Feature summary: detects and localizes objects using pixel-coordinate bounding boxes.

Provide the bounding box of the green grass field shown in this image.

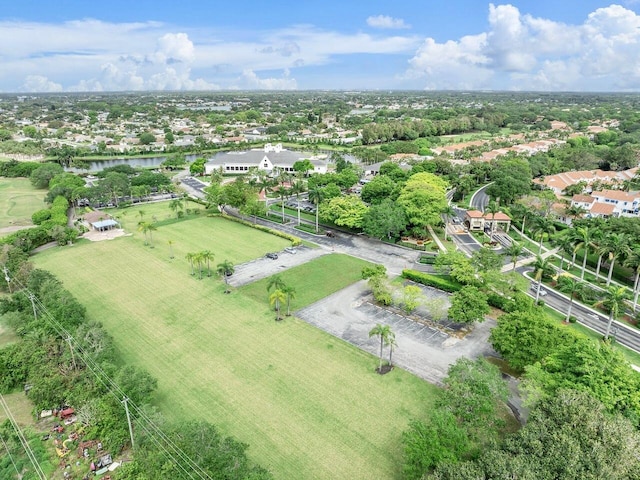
[34,216,438,480]
[0,178,47,228]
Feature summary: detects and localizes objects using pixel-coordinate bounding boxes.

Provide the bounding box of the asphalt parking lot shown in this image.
[296,281,497,385]
[227,245,330,287]
[180,176,208,192]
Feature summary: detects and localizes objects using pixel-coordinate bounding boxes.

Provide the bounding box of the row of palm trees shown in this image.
[511,208,640,312]
[185,250,235,285]
[246,168,325,232]
[266,274,296,321]
[556,226,640,310]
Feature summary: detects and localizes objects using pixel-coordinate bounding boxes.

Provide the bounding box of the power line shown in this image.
[0,394,47,480]
[6,271,213,480]
[0,435,22,479]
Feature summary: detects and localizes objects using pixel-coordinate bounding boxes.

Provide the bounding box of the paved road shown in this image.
[519,267,640,352]
[469,183,493,212]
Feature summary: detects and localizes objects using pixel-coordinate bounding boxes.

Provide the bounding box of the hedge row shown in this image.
[401,270,462,292]
[221,213,302,246]
[0,160,42,177]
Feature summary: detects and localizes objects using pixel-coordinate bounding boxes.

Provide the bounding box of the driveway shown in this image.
[227,245,330,287]
[296,281,497,385]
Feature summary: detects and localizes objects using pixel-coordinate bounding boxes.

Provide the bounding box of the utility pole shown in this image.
[122,397,135,450]
[66,336,77,370]
[2,266,11,294]
[28,293,37,320]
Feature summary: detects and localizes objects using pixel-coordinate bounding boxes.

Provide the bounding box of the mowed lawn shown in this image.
[0,178,47,228]
[35,217,438,480]
[240,253,370,312]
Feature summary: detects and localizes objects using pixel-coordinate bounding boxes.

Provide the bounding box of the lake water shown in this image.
[66,154,200,173]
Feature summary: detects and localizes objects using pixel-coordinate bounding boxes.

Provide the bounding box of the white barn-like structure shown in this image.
[204,144,327,175]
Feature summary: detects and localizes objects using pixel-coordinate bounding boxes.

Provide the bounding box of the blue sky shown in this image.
[2,1,640,92]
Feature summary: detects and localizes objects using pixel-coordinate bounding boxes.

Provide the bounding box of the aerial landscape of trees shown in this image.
[3,90,640,479]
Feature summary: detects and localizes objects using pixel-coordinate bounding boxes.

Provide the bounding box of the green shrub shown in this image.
[31,209,52,225]
[221,213,302,246]
[402,270,462,292]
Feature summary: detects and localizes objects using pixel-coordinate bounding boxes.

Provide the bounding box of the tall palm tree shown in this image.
[168,240,175,259]
[185,252,195,276]
[573,226,593,280]
[533,255,550,303]
[504,242,524,272]
[368,323,393,372]
[281,284,297,316]
[270,289,286,321]
[385,330,397,368]
[485,200,500,243]
[553,231,575,272]
[137,221,155,246]
[604,233,630,287]
[216,260,234,293]
[291,180,306,226]
[441,204,457,241]
[169,198,183,218]
[596,286,629,340]
[591,232,608,280]
[308,186,324,233]
[624,247,640,311]
[201,250,215,277]
[194,251,204,280]
[557,276,585,322]
[267,273,286,293]
[533,215,555,255]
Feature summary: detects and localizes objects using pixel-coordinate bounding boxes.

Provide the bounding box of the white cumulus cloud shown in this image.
[237,69,297,90]
[366,15,411,29]
[21,75,63,92]
[405,3,640,91]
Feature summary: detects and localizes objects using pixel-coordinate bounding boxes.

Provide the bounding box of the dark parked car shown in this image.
[265,252,279,260]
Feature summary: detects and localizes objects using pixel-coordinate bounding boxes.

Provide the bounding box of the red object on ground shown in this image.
[60,408,75,419]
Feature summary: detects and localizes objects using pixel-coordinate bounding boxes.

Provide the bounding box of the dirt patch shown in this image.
[0,225,34,235]
[83,228,130,242]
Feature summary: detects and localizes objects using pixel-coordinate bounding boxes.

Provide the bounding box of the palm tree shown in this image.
[485,200,500,243]
[604,233,630,287]
[282,284,296,316]
[291,180,306,226]
[216,260,235,293]
[385,330,397,368]
[554,230,575,272]
[308,186,324,233]
[168,240,175,259]
[573,226,593,280]
[270,289,286,321]
[368,323,393,373]
[267,274,286,294]
[185,252,195,276]
[194,251,204,280]
[533,215,555,255]
[557,276,585,322]
[137,221,147,244]
[624,247,640,311]
[533,255,550,303]
[169,198,183,218]
[504,242,524,272]
[564,204,587,224]
[137,210,146,222]
[201,250,215,277]
[441,204,457,241]
[277,184,291,223]
[596,286,629,340]
[591,231,608,280]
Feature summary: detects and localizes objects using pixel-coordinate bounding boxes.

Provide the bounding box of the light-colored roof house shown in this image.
[204,143,327,175]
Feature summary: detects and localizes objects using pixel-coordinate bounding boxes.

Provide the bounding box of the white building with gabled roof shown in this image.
[204,143,327,175]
